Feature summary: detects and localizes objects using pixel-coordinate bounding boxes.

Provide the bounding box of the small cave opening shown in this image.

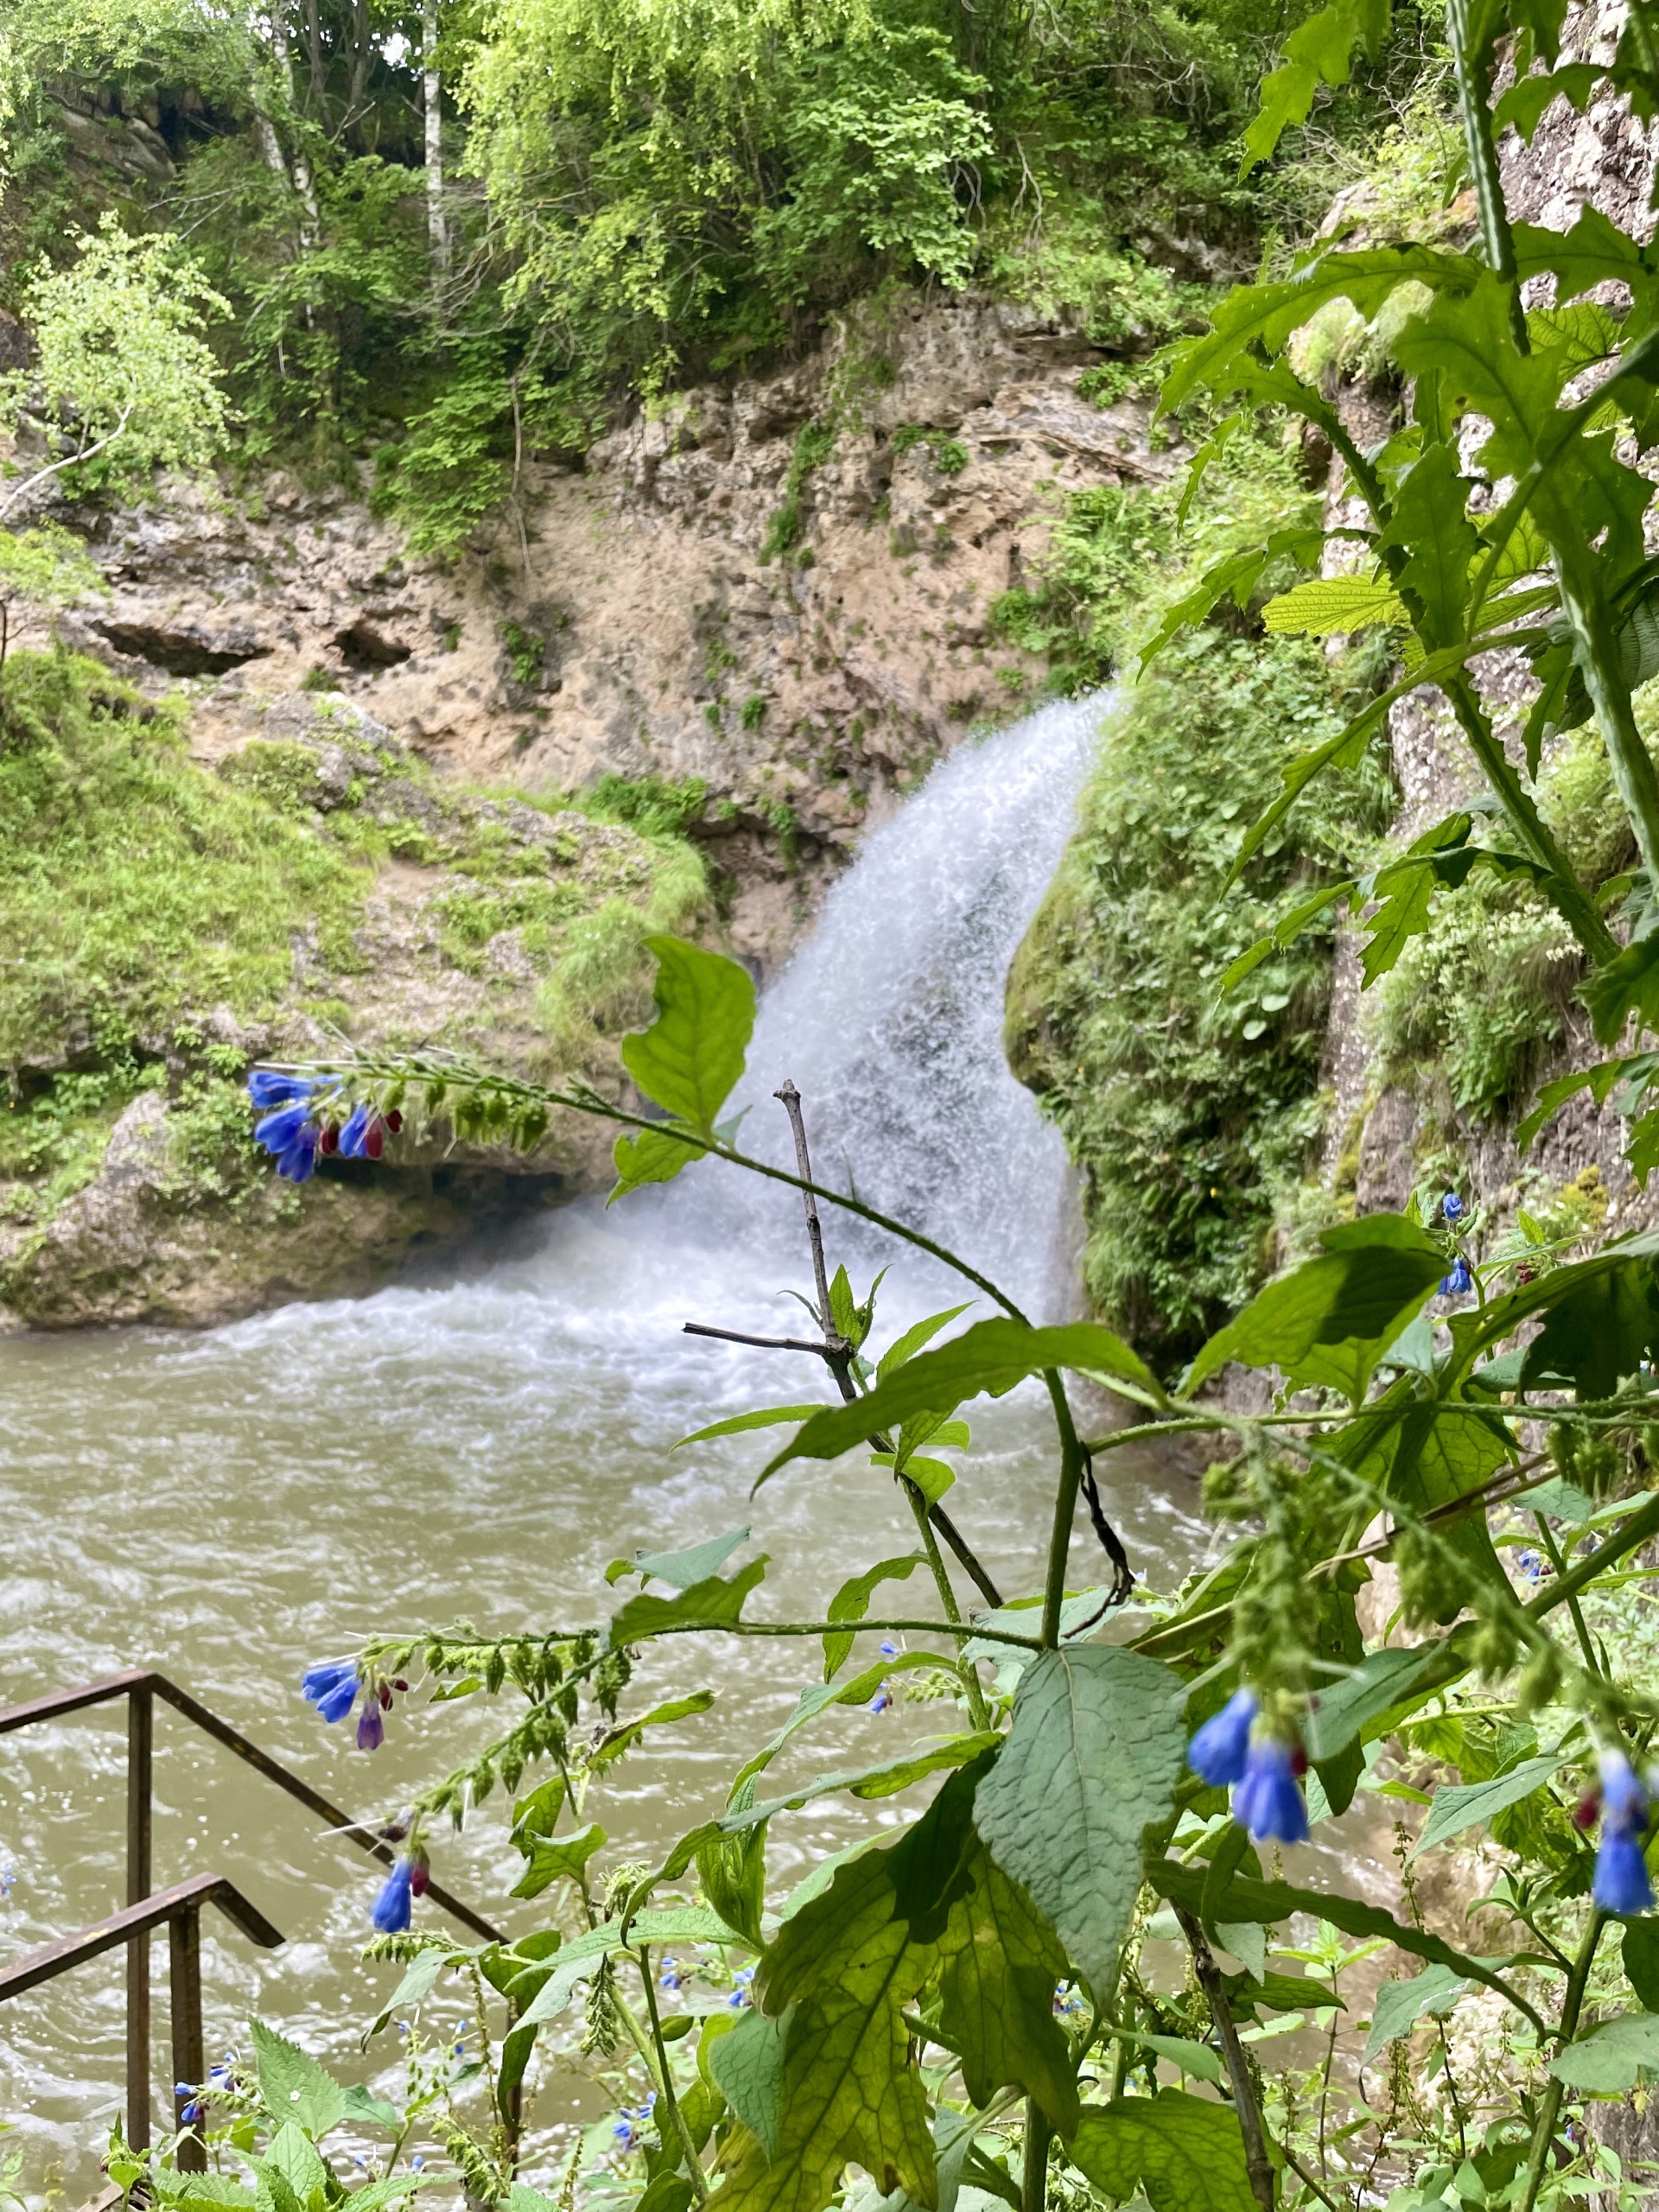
[92,621,270,677]
[334,619,413,671]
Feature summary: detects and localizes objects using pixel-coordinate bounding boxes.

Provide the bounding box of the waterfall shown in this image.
[645,691,1107,1319]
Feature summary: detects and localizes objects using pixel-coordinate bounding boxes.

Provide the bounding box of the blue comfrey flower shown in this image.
[371,1858,414,1934]
[357,1699,385,1752]
[254,1098,322,1184]
[1595,1829,1655,1915]
[879,1640,899,1659]
[1516,1548,1542,1582]
[1440,1255,1473,1297]
[728,1966,755,2008]
[1442,1192,1465,1223]
[870,1687,892,1714]
[338,1104,372,1159]
[175,2082,194,2097]
[1233,1738,1311,1845]
[248,1071,315,1111]
[1186,1689,1258,1788]
[180,2101,201,2126]
[411,2157,423,2173]
[302,1661,360,1726]
[660,1957,682,1992]
[1602,1750,1649,1833]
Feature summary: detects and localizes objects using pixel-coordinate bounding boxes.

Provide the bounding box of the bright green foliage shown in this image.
[0,651,365,1071]
[3,213,230,508]
[936,1840,1079,2133]
[0,522,101,662]
[973,1646,1185,1994]
[1069,2094,1260,2212]
[1007,625,1394,1357]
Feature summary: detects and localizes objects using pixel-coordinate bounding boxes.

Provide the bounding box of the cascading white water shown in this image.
[638,690,1107,1318]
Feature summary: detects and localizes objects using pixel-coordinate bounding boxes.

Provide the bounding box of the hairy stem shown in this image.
[1020,2105,1051,2212]
[1517,1910,1605,2212]
[1173,1906,1275,2212]
[638,1948,710,2202]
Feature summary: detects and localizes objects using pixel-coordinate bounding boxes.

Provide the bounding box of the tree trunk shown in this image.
[423,0,448,284]
[302,0,327,119]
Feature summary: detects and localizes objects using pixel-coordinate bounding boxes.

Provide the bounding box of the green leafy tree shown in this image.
[1,213,231,515]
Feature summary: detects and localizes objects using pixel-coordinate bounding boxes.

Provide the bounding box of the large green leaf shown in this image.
[1549,2011,1659,2092]
[761,1320,1157,1482]
[974,1646,1186,1995]
[1363,1966,1472,2065]
[1261,574,1408,636]
[1066,2093,1259,2212]
[1408,1754,1566,1861]
[1520,1258,1659,1396]
[611,1122,708,1199]
[877,1305,974,1379]
[937,1838,1080,2134]
[250,2019,344,2141]
[609,1557,768,1647]
[260,2122,329,2207]
[1378,443,1480,642]
[622,936,755,1133]
[722,1847,942,2212]
[615,1529,753,1587]
[1185,1216,1446,1394]
[676,1408,830,1450]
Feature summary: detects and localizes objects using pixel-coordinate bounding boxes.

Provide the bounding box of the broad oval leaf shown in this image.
[975,1645,1186,1995]
[621,935,755,1133]
[1066,2091,1261,2212]
[1407,1753,1567,1862]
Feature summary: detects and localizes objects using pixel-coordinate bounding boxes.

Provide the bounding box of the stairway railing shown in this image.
[0,1670,503,2157]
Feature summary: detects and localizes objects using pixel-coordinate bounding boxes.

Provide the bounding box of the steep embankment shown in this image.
[1009,5,1659,1360]
[1,289,1177,1328]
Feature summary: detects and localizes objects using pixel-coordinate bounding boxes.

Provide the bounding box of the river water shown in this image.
[0,696,1217,2196]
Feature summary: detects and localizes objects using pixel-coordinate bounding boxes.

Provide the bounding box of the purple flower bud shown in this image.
[1233,1738,1310,1845]
[1186,1689,1258,1788]
[1442,1192,1464,1223]
[356,1700,385,1751]
[371,1858,414,1934]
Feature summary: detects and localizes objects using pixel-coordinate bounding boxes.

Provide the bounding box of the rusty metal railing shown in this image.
[0,1670,503,2154]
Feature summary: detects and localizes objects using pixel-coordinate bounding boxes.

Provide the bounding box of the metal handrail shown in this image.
[0,1669,504,2152]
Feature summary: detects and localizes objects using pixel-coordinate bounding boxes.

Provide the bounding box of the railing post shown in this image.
[168,1904,205,2173]
[126,1687,153,2152]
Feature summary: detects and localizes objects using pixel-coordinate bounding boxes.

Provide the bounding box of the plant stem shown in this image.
[1039,1373,1089,1649]
[1020,2105,1051,2212]
[1516,1909,1605,2212]
[638,1947,711,2202]
[902,1479,991,1730]
[1533,1516,1600,1675]
[1173,1906,1275,2212]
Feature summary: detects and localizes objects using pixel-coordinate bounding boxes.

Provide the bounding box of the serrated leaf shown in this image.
[1549,2010,1659,2092]
[822,1555,927,1679]
[250,2020,345,2141]
[1261,574,1408,636]
[975,1646,1186,1995]
[153,2179,257,2209]
[937,1837,1080,2134]
[1363,1966,1473,2065]
[1067,2092,1259,2212]
[512,1821,605,1900]
[340,2083,403,2132]
[761,1320,1158,1482]
[622,936,755,1133]
[1379,444,1480,642]
[609,1557,768,1647]
[368,1947,454,2038]
[261,2122,329,2206]
[1408,1755,1567,1860]
[1493,60,1599,138]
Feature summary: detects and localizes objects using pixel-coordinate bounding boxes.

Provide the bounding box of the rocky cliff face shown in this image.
[3,287,1172,1328]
